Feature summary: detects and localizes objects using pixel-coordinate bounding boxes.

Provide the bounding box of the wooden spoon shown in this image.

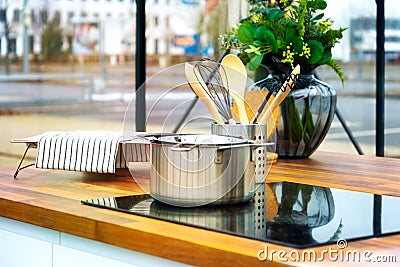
[184,63,224,124]
[231,90,280,140]
[220,54,249,124]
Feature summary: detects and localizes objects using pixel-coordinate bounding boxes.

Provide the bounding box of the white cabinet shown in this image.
[0,216,191,267]
[0,229,52,267]
[53,245,135,267]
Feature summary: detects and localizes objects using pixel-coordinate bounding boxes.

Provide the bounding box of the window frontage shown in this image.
[0,0,400,169]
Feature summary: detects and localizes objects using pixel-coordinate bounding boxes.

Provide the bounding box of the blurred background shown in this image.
[1,0,400,168]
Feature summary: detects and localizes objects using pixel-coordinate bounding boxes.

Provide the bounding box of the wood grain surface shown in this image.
[1,151,399,266]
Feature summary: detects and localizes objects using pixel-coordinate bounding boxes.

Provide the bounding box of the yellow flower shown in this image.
[299,43,311,59]
[281,45,295,69]
[319,20,333,33]
[250,14,262,24]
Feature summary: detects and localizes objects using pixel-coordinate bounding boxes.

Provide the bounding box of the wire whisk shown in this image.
[193,59,233,122]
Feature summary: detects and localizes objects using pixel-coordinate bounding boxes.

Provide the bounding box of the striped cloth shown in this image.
[35,131,149,173]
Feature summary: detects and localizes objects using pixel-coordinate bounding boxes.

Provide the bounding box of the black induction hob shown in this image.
[82,182,400,248]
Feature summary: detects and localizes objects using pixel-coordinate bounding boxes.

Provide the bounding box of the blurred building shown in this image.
[350,17,400,62]
[0,0,206,62]
[2,0,398,63]
[325,0,400,63]
[145,0,205,60]
[0,0,135,56]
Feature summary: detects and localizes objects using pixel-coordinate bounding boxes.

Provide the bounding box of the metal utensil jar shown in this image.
[211,123,268,184]
[149,134,268,207]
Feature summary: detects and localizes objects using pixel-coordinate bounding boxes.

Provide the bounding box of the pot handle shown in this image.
[217,142,274,151]
[170,144,199,152]
[121,135,155,144]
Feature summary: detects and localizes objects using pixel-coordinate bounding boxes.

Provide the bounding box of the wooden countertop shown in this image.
[1,151,399,266]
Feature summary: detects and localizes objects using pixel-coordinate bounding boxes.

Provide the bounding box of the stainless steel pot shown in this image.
[211,123,269,184]
[148,134,271,207]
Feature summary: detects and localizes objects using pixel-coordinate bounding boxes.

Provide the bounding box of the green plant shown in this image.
[41,18,64,62]
[219,0,347,84]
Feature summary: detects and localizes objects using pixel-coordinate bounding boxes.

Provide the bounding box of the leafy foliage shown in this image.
[219,0,347,83]
[41,18,64,62]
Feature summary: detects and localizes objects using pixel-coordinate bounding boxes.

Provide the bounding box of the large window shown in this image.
[0,0,400,170]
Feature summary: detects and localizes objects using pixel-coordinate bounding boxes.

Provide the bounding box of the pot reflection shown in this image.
[147,184,277,239]
[149,198,256,237]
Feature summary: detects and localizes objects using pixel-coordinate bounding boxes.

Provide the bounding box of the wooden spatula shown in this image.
[220,54,249,124]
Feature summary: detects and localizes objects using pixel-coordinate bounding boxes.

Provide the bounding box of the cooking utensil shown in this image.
[231,90,280,140]
[194,59,233,122]
[258,65,301,125]
[250,90,275,124]
[185,63,224,124]
[246,76,281,124]
[148,134,272,207]
[220,54,249,124]
[247,74,285,124]
[231,90,278,124]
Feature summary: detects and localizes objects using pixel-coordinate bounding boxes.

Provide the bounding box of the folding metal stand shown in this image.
[13,142,36,178]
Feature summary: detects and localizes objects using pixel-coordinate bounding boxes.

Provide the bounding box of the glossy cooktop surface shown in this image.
[82,182,400,248]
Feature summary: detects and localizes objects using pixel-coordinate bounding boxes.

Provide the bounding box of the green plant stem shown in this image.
[281,90,315,155]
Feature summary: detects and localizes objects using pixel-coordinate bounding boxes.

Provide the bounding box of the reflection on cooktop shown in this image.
[82,182,400,248]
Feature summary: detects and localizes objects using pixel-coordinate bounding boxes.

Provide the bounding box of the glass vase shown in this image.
[260,72,336,158]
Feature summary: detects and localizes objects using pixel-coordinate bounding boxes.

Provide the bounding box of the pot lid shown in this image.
[156,134,247,146]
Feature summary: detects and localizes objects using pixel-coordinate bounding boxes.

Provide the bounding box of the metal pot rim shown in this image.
[151,134,248,147]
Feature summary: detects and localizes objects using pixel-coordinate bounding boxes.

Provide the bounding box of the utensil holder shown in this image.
[211,123,267,184]
[253,183,267,239]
